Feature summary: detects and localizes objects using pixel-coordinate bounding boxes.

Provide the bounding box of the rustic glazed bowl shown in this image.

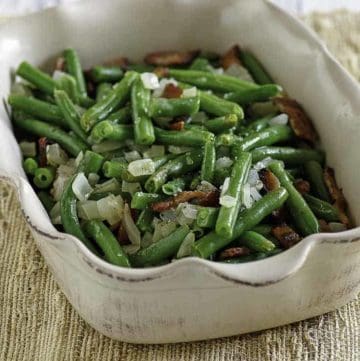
[0,0,359,344]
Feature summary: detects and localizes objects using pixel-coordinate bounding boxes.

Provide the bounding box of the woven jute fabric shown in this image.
[0,10,359,361]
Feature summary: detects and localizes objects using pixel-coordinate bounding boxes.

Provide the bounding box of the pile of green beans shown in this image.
[10,47,351,268]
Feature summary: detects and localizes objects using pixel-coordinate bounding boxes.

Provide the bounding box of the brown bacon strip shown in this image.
[38,137,48,167]
[195,190,220,207]
[274,97,318,143]
[272,223,301,249]
[169,120,185,131]
[219,247,251,260]
[259,169,280,192]
[103,56,129,68]
[323,167,350,227]
[294,179,310,195]
[117,221,131,246]
[55,57,65,71]
[144,50,199,66]
[220,45,242,70]
[153,67,169,78]
[162,83,183,99]
[318,219,331,233]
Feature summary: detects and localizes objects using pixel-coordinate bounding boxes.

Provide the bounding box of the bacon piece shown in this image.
[38,137,48,167]
[318,219,331,232]
[259,169,280,192]
[271,207,288,224]
[144,50,199,66]
[195,190,220,207]
[220,45,242,70]
[219,247,251,260]
[162,83,183,99]
[153,67,169,78]
[274,97,318,143]
[117,221,131,246]
[169,120,185,131]
[323,167,350,227]
[294,179,310,195]
[55,56,65,71]
[272,223,301,249]
[103,56,129,68]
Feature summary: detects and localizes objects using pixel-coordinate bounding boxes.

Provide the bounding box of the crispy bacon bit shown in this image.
[272,223,301,249]
[144,50,199,66]
[318,219,331,232]
[38,137,48,167]
[103,56,129,68]
[162,83,183,99]
[294,179,310,195]
[55,56,65,71]
[169,120,185,131]
[195,190,220,207]
[219,247,251,260]
[117,221,131,245]
[271,207,288,224]
[87,80,96,98]
[259,169,280,192]
[323,167,350,227]
[153,67,169,78]
[220,45,242,70]
[274,97,317,143]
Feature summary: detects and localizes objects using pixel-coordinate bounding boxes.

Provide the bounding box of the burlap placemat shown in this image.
[0,10,359,361]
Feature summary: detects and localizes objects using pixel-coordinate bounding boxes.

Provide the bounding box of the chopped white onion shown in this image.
[124,150,141,162]
[74,151,84,167]
[19,141,36,157]
[143,145,165,158]
[242,183,253,209]
[329,222,347,232]
[182,87,197,98]
[176,203,197,226]
[122,180,141,194]
[92,140,122,153]
[51,174,70,201]
[77,200,100,220]
[140,72,160,90]
[213,67,224,74]
[225,64,254,82]
[72,173,93,202]
[94,178,121,193]
[216,157,233,170]
[152,220,177,243]
[46,144,68,166]
[152,78,178,97]
[97,194,124,225]
[255,180,264,191]
[219,195,237,208]
[168,145,193,154]
[181,203,198,220]
[49,202,61,225]
[196,181,217,193]
[176,232,195,259]
[191,111,208,124]
[269,113,288,126]
[160,209,177,222]
[250,186,263,202]
[128,158,155,176]
[122,204,141,253]
[88,173,100,186]
[52,70,67,80]
[247,169,259,186]
[220,177,230,196]
[253,157,275,171]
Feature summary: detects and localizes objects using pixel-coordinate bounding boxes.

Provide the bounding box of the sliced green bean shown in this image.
[136,208,155,233]
[33,167,55,189]
[155,127,214,146]
[150,96,200,118]
[224,84,281,105]
[162,178,187,195]
[304,160,331,202]
[102,159,127,178]
[131,192,162,210]
[239,231,276,252]
[196,207,219,228]
[89,121,133,143]
[190,57,215,72]
[77,150,104,176]
[106,105,132,124]
[251,224,272,237]
[203,114,238,134]
[239,50,273,84]
[303,193,340,222]
[91,66,123,83]
[201,138,216,183]
[23,157,38,175]
[96,82,113,102]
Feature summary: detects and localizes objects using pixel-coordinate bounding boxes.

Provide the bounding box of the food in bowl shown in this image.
[9,46,351,268]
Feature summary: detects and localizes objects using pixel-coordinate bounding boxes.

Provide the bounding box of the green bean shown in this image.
[244,114,274,133]
[145,150,202,193]
[239,50,273,84]
[91,66,123,83]
[199,91,244,119]
[131,77,155,145]
[96,82,113,102]
[269,161,319,236]
[304,160,331,202]
[250,101,279,117]
[54,90,89,144]
[154,127,214,146]
[150,96,200,118]
[130,225,189,267]
[251,146,325,166]
[224,84,281,105]
[213,166,231,187]
[126,64,154,73]
[239,231,276,252]
[303,194,340,222]
[233,125,293,154]
[201,138,216,182]
[203,114,238,133]
[37,191,55,212]
[106,105,132,124]
[13,117,87,156]
[251,224,272,236]
[102,159,127,178]
[131,192,162,210]
[23,157,38,175]
[192,187,288,259]
[89,121,133,143]
[8,94,66,127]
[64,48,88,99]
[33,167,55,189]
[189,57,215,72]
[83,220,131,267]
[16,61,57,95]
[196,207,219,228]
[189,175,201,190]
[136,208,155,233]
[286,167,303,179]
[162,178,186,195]
[168,69,258,93]
[81,71,138,132]
[56,73,80,104]
[215,152,252,238]
[77,150,104,176]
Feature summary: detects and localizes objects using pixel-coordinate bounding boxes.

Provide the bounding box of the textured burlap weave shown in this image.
[0,10,359,361]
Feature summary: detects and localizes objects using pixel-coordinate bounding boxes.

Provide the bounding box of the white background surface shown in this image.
[0,0,359,16]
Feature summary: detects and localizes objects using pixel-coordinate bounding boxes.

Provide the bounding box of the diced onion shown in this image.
[128,159,155,176]
[152,78,178,97]
[242,183,253,209]
[182,87,197,98]
[213,67,224,74]
[215,157,233,170]
[140,72,160,90]
[329,222,347,232]
[122,204,141,253]
[152,220,177,243]
[52,70,67,80]
[122,180,141,194]
[225,64,254,82]
[94,178,121,194]
[168,145,193,154]
[255,180,264,191]
[88,173,100,186]
[49,202,61,225]
[74,151,84,167]
[46,143,68,166]
[77,200,100,220]
[51,175,70,201]
[143,145,165,158]
[250,186,262,202]
[219,195,236,208]
[196,181,217,193]
[269,113,288,126]
[97,194,124,225]
[72,173,93,201]
[181,203,198,220]
[19,141,36,157]
[253,157,275,171]
[176,232,195,259]
[160,209,177,222]
[220,177,230,196]
[124,150,141,162]
[247,169,259,186]
[176,203,198,226]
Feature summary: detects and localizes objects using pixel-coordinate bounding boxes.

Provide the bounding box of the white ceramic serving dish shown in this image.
[0,0,360,344]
